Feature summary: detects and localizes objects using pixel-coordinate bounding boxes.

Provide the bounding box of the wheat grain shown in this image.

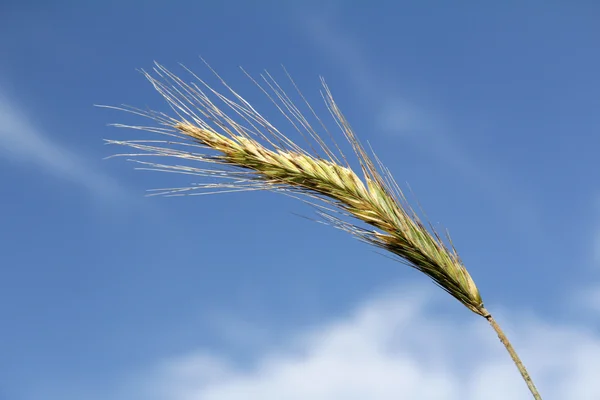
[101,62,542,399]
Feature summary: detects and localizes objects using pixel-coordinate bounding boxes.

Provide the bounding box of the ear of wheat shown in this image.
[101,62,541,399]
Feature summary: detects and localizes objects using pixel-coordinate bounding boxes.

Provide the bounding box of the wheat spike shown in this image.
[101,62,542,399]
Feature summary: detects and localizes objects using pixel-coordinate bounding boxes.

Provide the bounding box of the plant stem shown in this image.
[481,309,542,399]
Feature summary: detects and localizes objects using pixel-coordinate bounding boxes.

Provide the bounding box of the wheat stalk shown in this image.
[101,62,542,399]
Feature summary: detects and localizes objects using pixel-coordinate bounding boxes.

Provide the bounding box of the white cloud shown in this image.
[122,285,600,400]
[0,90,125,200]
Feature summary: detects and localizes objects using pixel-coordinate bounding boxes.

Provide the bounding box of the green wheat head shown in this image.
[102,62,544,399]
[103,62,486,317]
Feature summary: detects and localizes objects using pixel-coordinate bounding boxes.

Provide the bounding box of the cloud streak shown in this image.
[0,90,126,200]
[119,284,600,400]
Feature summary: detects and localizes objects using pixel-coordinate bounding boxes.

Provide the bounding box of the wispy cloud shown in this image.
[573,205,600,315]
[576,285,600,316]
[119,284,600,400]
[0,90,126,200]
[593,200,600,266]
[302,15,467,152]
[300,15,541,238]
[594,231,600,267]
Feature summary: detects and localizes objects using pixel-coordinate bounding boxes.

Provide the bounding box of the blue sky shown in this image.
[1,2,600,399]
